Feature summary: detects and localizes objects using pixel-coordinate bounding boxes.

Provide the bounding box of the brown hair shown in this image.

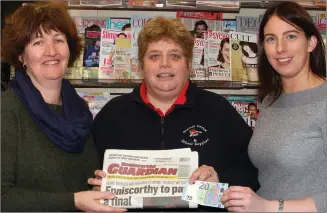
[258,1,326,104]
[217,38,229,63]
[137,16,194,68]
[1,1,82,69]
[239,41,258,56]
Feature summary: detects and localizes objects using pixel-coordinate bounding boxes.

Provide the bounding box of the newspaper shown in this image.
[101,148,199,209]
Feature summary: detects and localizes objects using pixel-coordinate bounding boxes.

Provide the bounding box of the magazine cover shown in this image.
[78,92,110,119]
[128,0,162,7]
[114,38,132,79]
[83,67,99,79]
[222,19,236,33]
[73,17,107,34]
[191,37,205,80]
[106,18,131,31]
[225,95,259,129]
[166,1,196,8]
[311,15,317,25]
[204,31,231,81]
[65,35,84,79]
[176,11,222,20]
[83,25,101,68]
[230,32,259,84]
[236,16,262,34]
[68,0,81,6]
[179,17,223,39]
[316,13,326,34]
[80,0,122,6]
[196,1,240,9]
[99,29,131,80]
[131,15,153,79]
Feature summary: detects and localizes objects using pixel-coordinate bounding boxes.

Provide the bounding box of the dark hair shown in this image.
[194,20,208,31]
[85,24,101,34]
[92,40,100,45]
[122,23,131,31]
[117,33,127,38]
[258,1,326,104]
[248,102,257,109]
[239,41,258,57]
[1,1,82,69]
[217,38,230,63]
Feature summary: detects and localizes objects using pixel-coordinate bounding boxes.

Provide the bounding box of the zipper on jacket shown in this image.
[160,117,165,149]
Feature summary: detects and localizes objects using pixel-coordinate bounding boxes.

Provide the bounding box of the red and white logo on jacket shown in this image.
[181,125,209,146]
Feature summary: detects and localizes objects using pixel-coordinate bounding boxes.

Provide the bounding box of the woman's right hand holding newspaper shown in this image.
[87,170,127,212]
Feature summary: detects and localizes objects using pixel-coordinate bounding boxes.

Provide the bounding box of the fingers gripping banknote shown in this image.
[181,181,228,208]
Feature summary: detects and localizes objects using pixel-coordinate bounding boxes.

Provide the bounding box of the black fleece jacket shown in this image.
[91,81,259,212]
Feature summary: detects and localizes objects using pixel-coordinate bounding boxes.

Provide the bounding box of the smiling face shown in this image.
[141,39,189,100]
[263,15,316,80]
[222,42,230,64]
[21,28,70,82]
[248,105,257,118]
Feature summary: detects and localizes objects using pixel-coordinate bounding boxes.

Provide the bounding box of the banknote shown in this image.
[181,181,228,208]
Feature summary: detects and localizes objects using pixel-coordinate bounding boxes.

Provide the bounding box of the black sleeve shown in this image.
[218,98,260,192]
[91,98,117,164]
[91,107,106,164]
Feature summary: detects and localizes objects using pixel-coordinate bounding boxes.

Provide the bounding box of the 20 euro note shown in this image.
[181,181,228,208]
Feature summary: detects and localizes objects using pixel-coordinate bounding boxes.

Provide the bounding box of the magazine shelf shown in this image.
[69,79,255,89]
[68,0,326,11]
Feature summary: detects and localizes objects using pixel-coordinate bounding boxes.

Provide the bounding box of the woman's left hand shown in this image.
[189,165,219,184]
[221,186,271,212]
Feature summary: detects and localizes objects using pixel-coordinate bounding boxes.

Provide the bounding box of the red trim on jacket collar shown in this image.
[140,81,189,116]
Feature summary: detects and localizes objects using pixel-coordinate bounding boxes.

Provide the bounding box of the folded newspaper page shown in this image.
[101,148,199,209]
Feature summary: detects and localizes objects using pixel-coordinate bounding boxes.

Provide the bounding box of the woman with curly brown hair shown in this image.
[1,2,126,212]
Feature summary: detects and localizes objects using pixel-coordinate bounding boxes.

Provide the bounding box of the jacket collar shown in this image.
[131,80,199,108]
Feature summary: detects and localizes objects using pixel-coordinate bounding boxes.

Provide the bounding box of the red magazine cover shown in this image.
[176,11,223,20]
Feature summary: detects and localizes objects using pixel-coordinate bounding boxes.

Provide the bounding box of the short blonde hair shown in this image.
[137,17,194,68]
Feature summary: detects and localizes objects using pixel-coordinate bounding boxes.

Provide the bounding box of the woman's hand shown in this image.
[87,170,106,191]
[221,186,273,212]
[74,191,127,212]
[189,165,219,184]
